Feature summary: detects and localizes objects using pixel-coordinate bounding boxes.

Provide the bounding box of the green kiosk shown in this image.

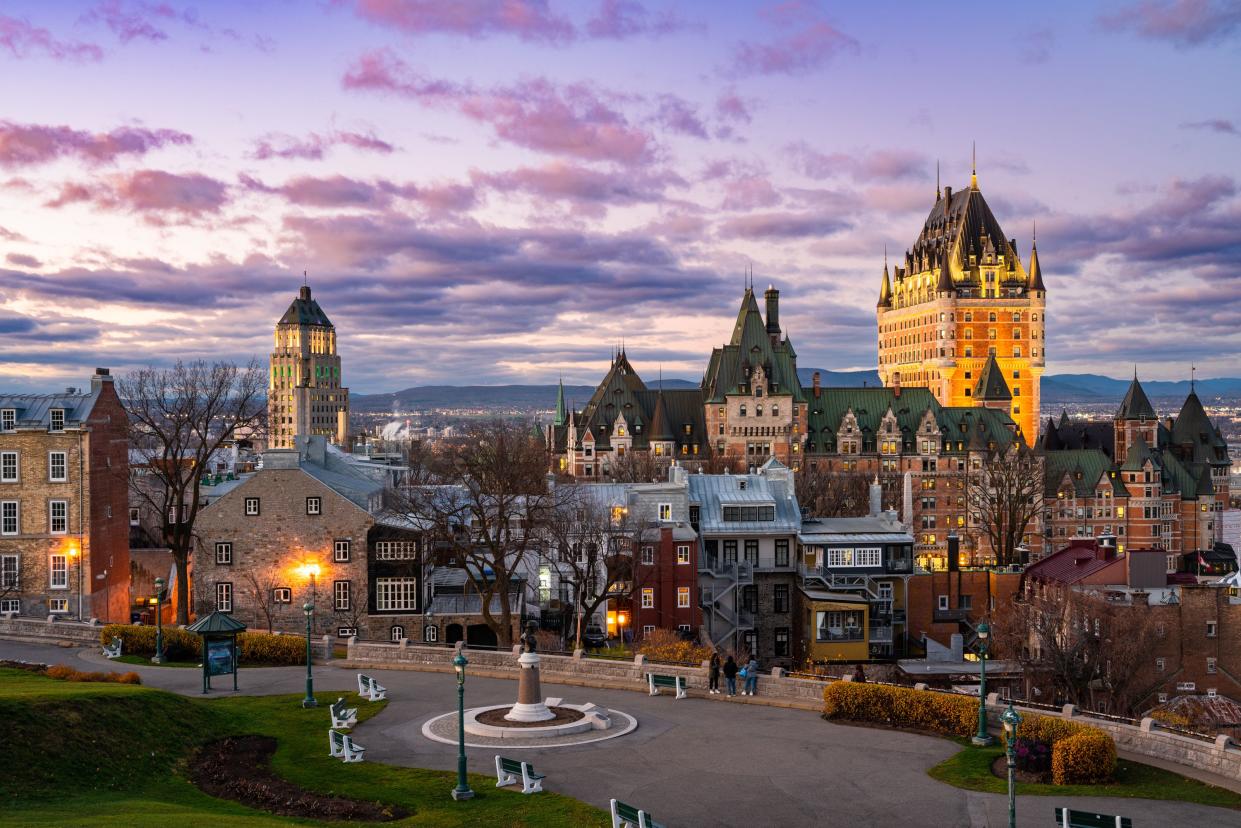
[187,611,247,694]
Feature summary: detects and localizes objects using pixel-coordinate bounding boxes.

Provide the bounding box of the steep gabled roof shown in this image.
[702,287,803,404]
[1116,375,1156,421]
[1028,239,1045,291]
[973,354,1012,401]
[1120,431,1157,471]
[278,285,334,328]
[1171,391,1229,465]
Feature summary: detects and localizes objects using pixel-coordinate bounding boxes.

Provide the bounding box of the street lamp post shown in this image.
[302,602,317,708]
[153,577,165,664]
[1002,702,1022,828]
[451,652,474,801]
[972,621,994,746]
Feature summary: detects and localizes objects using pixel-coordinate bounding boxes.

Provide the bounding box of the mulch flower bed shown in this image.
[475,706,586,728]
[189,735,408,821]
[991,754,1050,784]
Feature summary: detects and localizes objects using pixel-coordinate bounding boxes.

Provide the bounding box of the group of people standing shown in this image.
[707,652,759,697]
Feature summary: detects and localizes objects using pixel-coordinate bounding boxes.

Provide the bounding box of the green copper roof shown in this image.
[186,611,248,635]
[278,285,334,328]
[554,378,566,427]
[1171,391,1228,465]
[1045,449,1123,498]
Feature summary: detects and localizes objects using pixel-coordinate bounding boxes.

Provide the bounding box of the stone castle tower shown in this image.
[876,165,1045,445]
[269,285,349,450]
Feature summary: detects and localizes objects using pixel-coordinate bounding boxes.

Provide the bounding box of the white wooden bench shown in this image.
[646,673,686,699]
[327,729,365,763]
[330,697,357,729]
[102,636,122,659]
[611,798,665,828]
[494,755,546,794]
[357,673,387,701]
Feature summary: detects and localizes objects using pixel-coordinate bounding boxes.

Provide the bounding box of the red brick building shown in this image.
[632,523,701,640]
[0,369,130,621]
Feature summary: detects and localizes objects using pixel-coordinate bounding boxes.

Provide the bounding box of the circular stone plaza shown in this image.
[3,638,1238,828]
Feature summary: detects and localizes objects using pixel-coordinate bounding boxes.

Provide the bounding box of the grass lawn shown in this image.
[112,654,200,669]
[929,743,1241,810]
[0,667,607,826]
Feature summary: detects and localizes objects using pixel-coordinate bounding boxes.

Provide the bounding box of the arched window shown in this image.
[756,404,764,417]
[771,404,779,417]
[739,404,747,417]
[424,624,439,643]
[390,625,406,643]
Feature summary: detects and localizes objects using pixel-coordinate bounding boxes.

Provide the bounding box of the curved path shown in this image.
[3,639,1237,828]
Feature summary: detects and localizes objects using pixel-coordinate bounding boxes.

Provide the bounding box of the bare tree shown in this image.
[121,360,267,623]
[967,442,1043,566]
[606,450,670,483]
[240,567,285,634]
[795,468,875,517]
[541,489,636,649]
[994,585,1167,715]
[408,420,553,647]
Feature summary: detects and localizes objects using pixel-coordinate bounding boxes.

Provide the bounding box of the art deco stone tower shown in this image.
[269,285,349,449]
[877,165,1045,445]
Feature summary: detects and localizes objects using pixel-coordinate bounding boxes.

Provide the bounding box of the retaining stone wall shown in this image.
[0,615,102,645]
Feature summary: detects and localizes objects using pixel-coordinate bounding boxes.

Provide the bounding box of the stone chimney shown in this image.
[947,531,960,572]
[869,476,882,517]
[812,370,821,399]
[893,371,901,399]
[90,367,113,394]
[764,284,780,335]
[943,186,952,210]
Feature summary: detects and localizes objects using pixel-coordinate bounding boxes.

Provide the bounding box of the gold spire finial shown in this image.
[936,160,941,201]
[970,142,978,190]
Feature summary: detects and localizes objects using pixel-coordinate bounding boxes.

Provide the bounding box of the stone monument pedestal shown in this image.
[504,651,555,722]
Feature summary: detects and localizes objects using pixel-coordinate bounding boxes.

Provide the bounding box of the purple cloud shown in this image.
[719,210,849,239]
[343,51,653,164]
[1181,118,1240,135]
[476,162,682,215]
[5,253,40,268]
[47,169,229,216]
[653,95,708,139]
[715,89,753,125]
[585,0,689,39]
[719,175,782,210]
[731,1,859,77]
[342,0,575,43]
[251,129,396,160]
[0,121,192,168]
[0,13,104,61]
[786,142,929,182]
[83,0,168,43]
[241,173,476,213]
[1098,0,1241,47]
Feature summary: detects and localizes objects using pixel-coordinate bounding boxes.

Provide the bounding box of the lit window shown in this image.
[676,545,690,564]
[677,587,690,608]
[641,588,654,609]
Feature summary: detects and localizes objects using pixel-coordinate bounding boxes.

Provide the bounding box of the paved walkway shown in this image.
[3,639,1239,827]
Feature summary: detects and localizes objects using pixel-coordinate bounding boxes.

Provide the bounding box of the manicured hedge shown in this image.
[822,681,978,738]
[100,625,306,666]
[822,681,1116,785]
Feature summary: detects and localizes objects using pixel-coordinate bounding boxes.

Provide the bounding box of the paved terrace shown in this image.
[1,639,1237,828]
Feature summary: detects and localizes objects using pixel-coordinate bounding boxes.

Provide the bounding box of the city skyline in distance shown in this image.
[2,1,1240,394]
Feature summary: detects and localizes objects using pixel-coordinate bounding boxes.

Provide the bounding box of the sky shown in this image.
[1,0,1240,395]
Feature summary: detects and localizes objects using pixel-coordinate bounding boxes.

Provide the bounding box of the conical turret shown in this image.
[878,259,892,307]
[554,378,566,427]
[1028,228,1045,291]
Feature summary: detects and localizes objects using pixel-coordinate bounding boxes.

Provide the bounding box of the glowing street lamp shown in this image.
[451,652,474,801]
[67,545,82,620]
[972,621,995,746]
[1001,702,1022,828]
[153,577,165,664]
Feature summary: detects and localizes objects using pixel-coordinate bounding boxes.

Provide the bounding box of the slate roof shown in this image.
[973,354,1012,401]
[1045,450,1125,498]
[278,285,334,328]
[688,470,801,535]
[1023,539,1123,585]
[1041,413,1114,456]
[1170,391,1229,466]
[0,388,99,429]
[1116,375,1157,421]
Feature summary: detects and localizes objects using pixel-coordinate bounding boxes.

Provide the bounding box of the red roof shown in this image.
[1025,539,1119,585]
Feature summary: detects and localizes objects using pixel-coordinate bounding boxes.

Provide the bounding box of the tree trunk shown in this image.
[174,550,190,625]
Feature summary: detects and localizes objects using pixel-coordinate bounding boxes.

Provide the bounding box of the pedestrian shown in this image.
[853,663,867,683]
[723,654,738,696]
[709,652,721,694]
[744,655,759,696]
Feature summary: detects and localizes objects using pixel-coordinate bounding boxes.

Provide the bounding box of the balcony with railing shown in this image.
[868,624,894,642]
[816,627,864,642]
[932,607,972,623]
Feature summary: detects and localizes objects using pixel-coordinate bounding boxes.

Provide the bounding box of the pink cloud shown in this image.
[343,0,575,43]
[731,2,858,76]
[251,129,396,160]
[241,173,476,213]
[786,142,928,182]
[84,0,168,43]
[585,0,689,39]
[715,89,753,124]
[0,14,104,61]
[1098,0,1241,47]
[477,161,682,211]
[719,210,849,239]
[6,253,40,268]
[47,170,228,216]
[0,121,192,168]
[343,50,653,164]
[653,95,708,138]
[720,175,782,210]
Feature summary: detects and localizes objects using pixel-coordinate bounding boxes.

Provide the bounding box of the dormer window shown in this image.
[49,408,65,432]
[754,386,763,398]
[0,409,13,431]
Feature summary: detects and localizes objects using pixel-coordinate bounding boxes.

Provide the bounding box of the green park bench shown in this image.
[327,729,365,763]
[646,673,686,699]
[102,636,122,659]
[1055,807,1132,828]
[611,798,665,828]
[330,697,357,729]
[356,672,387,701]
[494,754,546,794]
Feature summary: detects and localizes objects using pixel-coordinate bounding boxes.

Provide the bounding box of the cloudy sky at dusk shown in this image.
[2,0,1239,394]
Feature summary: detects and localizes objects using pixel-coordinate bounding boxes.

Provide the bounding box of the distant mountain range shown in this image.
[350,371,1241,414]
